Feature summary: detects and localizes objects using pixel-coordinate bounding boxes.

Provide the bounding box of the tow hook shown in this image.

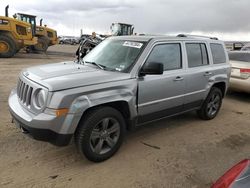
[20,126,29,134]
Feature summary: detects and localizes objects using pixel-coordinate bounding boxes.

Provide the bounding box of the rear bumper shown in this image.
[229,77,250,93]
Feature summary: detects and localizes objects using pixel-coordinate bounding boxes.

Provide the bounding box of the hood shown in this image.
[23,61,131,91]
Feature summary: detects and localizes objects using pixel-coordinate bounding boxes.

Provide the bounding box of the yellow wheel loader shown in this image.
[0,5,37,58]
[15,13,58,52]
[36,19,58,47]
[110,23,134,36]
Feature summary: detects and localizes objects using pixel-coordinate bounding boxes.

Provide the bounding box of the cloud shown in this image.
[1,0,250,40]
[15,0,135,12]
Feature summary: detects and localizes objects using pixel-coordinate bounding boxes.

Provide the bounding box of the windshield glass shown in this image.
[229,52,250,63]
[111,24,121,35]
[82,39,145,72]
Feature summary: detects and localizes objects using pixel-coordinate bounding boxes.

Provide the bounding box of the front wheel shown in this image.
[197,87,223,120]
[0,34,16,58]
[33,36,49,52]
[75,107,126,162]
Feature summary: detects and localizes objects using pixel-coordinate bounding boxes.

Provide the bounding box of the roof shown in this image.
[17,13,36,18]
[109,34,222,42]
[229,50,250,54]
[113,23,133,26]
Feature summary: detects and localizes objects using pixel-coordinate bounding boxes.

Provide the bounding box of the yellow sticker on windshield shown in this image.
[123,41,143,49]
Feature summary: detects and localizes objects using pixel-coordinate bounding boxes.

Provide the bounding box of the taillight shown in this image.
[240,68,250,78]
[240,69,250,73]
[211,159,250,188]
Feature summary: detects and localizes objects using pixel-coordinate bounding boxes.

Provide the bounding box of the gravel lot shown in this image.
[0,45,250,188]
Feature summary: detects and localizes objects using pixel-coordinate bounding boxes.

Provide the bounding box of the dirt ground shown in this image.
[0,45,250,188]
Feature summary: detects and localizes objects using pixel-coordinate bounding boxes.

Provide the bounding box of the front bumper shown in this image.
[8,89,73,146]
[229,77,250,93]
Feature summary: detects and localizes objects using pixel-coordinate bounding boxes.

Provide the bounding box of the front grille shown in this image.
[17,79,33,107]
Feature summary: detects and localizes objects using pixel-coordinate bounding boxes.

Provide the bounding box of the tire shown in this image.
[16,48,21,53]
[75,107,126,162]
[197,87,223,120]
[26,47,31,53]
[33,36,49,52]
[0,34,17,58]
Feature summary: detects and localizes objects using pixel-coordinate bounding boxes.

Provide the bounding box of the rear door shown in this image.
[184,42,212,109]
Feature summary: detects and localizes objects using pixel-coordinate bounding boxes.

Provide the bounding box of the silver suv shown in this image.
[8,35,230,162]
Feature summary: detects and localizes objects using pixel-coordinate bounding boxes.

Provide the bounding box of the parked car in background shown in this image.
[211,159,250,188]
[241,43,250,51]
[228,51,250,93]
[225,42,244,51]
[59,36,80,45]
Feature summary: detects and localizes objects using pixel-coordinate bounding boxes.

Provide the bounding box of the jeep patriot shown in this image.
[8,35,231,162]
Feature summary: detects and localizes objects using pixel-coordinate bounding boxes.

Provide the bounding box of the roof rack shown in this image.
[177,34,218,40]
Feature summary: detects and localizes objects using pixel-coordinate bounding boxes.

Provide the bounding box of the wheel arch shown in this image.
[77,101,133,131]
[0,30,21,50]
[212,82,226,97]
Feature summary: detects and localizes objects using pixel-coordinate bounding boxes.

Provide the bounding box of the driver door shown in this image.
[137,42,186,124]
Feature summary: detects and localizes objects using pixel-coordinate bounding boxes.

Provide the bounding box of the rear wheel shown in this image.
[75,107,126,162]
[197,87,223,120]
[0,34,16,58]
[33,36,49,52]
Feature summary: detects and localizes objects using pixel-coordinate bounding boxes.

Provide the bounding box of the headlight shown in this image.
[33,89,46,109]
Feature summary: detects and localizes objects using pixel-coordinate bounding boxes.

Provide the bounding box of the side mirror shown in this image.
[140,62,164,76]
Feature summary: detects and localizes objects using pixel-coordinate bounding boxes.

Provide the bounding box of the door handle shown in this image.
[173,76,184,81]
[204,72,212,77]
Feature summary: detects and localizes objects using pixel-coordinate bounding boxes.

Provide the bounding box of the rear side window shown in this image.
[186,43,209,67]
[146,43,182,71]
[210,43,226,64]
[229,52,250,62]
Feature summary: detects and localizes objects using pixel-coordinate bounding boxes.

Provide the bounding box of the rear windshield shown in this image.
[228,52,250,62]
[210,43,226,64]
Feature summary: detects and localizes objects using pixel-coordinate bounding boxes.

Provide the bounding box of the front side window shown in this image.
[145,43,182,71]
[83,40,145,72]
[186,43,209,67]
[210,43,226,64]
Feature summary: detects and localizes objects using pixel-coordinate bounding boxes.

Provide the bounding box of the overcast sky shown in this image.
[1,0,250,40]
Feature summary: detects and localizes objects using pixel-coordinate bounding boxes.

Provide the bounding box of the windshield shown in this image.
[111,24,121,36]
[229,52,250,63]
[82,39,145,72]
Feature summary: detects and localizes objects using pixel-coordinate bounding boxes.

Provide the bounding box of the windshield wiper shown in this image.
[84,61,106,70]
[78,58,84,65]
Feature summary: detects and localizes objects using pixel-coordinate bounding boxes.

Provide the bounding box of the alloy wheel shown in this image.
[207,93,221,116]
[90,117,120,155]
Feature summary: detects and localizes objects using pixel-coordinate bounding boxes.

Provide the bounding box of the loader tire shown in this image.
[0,34,17,58]
[33,36,49,52]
